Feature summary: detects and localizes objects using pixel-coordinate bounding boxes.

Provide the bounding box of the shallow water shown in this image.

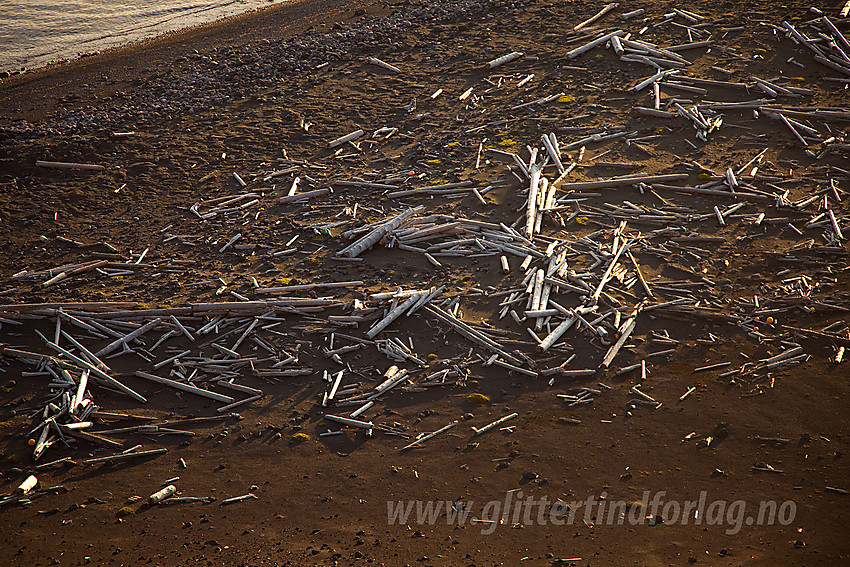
[0,0,282,74]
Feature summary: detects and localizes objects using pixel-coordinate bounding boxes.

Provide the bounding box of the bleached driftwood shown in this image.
[367,57,401,73]
[486,51,524,69]
[82,448,167,465]
[328,129,365,148]
[94,318,162,357]
[338,206,423,258]
[135,371,233,403]
[566,30,625,60]
[278,188,330,204]
[574,3,619,31]
[36,160,105,171]
[400,420,458,450]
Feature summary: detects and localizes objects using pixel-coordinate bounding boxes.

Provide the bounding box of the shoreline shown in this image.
[0,0,288,76]
[0,0,376,123]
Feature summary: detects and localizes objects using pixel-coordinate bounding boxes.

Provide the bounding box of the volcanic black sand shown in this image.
[1,0,849,565]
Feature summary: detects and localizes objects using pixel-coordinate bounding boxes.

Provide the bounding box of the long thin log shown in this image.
[574,2,619,31]
[134,371,233,403]
[278,188,330,204]
[328,129,365,148]
[366,293,423,339]
[525,163,542,238]
[255,280,363,294]
[386,182,474,199]
[338,206,423,258]
[558,173,688,192]
[400,420,458,450]
[601,314,638,368]
[36,160,105,171]
[0,301,138,312]
[423,305,523,366]
[94,318,162,357]
[591,239,632,303]
[486,51,524,69]
[82,448,167,465]
[324,415,374,429]
[627,251,654,299]
[45,341,147,403]
[566,30,625,60]
[650,184,772,201]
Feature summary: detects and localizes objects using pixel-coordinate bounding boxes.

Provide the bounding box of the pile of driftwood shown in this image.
[2,4,849,506]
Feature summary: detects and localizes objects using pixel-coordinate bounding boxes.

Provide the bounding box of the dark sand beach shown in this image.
[1,0,849,565]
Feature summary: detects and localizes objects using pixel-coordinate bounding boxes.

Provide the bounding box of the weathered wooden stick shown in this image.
[231,318,259,352]
[42,272,67,287]
[678,386,697,402]
[278,188,330,204]
[338,206,423,258]
[62,427,124,448]
[591,239,631,303]
[666,40,713,52]
[220,493,258,506]
[626,251,653,298]
[566,30,625,60]
[601,314,638,368]
[82,447,167,465]
[574,3,619,31]
[487,51,524,69]
[366,293,422,339]
[373,368,409,396]
[94,318,162,357]
[58,329,107,371]
[632,69,676,92]
[71,369,88,413]
[828,209,844,240]
[328,129,365,148]
[822,16,850,52]
[219,233,242,253]
[367,57,401,73]
[350,401,374,418]
[135,371,233,403]
[36,160,105,171]
[400,420,458,450]
[493,358,538,377]
[541,134,565,173]
[558,174,688,191]
[45,341,147,403]
[0,301,138,312]
[555,369,596,378]
[324,414,374,429]
[636,107,676,118]
[218,380,263,396]
[255,280,363,294]
[473,413,518,436]
[153,349,191,370]
[538,316,577,351]
[407,286,444,316]
[158,496,214,505]
[169,315,195,341]
[778,113,809,146]
[386,181,473,199]
[423,305,523,365]
[525,163,541,238]
[650,184,771,201]
[216,394,262,413]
